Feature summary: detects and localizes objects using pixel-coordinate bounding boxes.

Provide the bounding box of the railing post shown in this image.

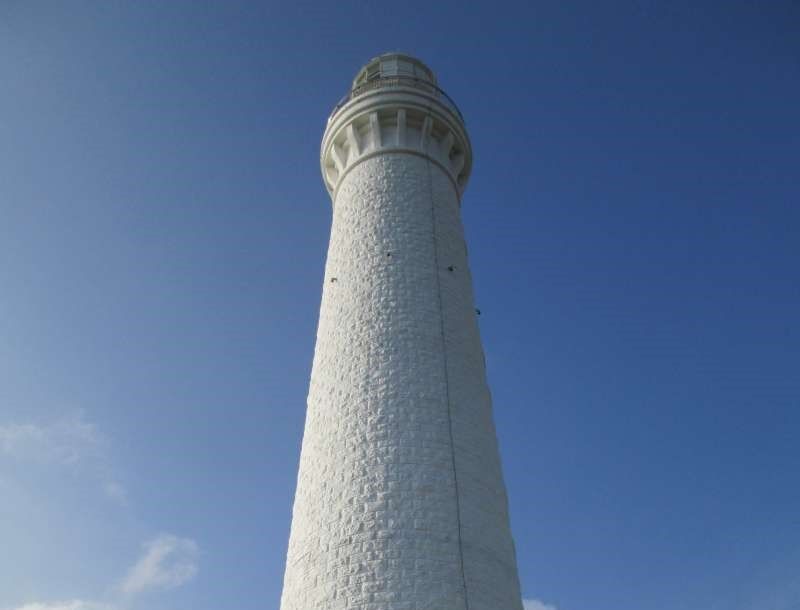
[329,76,464,124]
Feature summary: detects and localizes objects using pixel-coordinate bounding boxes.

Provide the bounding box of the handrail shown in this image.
[329,76,465,123]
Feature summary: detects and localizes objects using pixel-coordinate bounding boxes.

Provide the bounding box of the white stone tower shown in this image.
[280,53,524,610]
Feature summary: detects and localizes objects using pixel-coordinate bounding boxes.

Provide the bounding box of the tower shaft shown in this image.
[281,54,523,610]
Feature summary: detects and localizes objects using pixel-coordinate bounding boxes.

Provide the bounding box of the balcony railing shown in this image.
[329,76,464,123]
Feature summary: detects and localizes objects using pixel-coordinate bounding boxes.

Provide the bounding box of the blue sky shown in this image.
[1,2,798,610]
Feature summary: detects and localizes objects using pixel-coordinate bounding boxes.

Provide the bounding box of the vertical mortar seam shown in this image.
[426,151,471,610]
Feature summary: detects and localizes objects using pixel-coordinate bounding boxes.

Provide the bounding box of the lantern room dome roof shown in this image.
[352,53,437,90]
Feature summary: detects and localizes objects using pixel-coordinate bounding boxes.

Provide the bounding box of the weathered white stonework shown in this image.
[281,54,523,610]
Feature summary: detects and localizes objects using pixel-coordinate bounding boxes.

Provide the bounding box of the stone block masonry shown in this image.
[280,54,523,610]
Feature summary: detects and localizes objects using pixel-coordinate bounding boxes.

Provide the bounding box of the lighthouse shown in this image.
[280,53,524,610]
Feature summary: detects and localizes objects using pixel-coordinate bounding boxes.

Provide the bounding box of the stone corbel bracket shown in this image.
[321,86,473,202]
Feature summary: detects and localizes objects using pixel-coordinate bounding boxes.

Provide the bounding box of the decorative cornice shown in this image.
[321,83,472,202]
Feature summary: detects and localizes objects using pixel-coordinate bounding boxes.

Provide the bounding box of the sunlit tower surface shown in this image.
[280,53,524,610]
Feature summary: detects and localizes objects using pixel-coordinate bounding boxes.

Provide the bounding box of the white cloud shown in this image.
[121,534,199,595]
[0,412,128,504]
[8,601,111,610]
[524,599,558,610]
[0,412,104,466]
[6,534,200,610]
[104,482,128,505]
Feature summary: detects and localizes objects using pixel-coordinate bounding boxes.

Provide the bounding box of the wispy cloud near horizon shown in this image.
[121,533,199,595]
[523,599,559,610]
[0,412,127,504]
[6,601,112,610]
[103,481,129,505]
[0,412,104,466]
[6,532,200,610]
